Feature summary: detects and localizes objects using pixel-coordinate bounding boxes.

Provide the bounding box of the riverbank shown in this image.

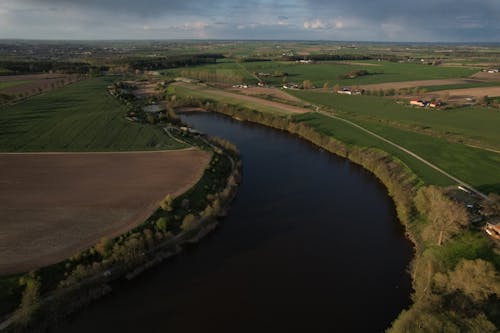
[1,136,242,333]
[169,94,500,331]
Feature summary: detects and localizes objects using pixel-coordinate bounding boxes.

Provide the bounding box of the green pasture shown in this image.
[293,112,500,194]
[0,77,186,152]
[240,60,478,87]
[289,90,500,149]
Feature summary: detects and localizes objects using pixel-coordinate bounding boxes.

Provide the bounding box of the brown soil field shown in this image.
[175,83,309,114]
[0,149,211,274]
[0,74,68,83]
[470,71,500,81]
[429,86,500,99]
[0,74,80,98]
[228,86,304,104]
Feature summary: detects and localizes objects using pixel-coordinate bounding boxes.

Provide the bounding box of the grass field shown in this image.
[293,113,500,194]
[163,61,258,84]
[0,81,33,91]
[0,77,186,151]
[173,82,500,193]
[288,90,500,149]
[240,60,478,87]
[163,60,478,87]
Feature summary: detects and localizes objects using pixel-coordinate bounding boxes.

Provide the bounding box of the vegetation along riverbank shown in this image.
[167,87,500,332]
[0,77,242,333]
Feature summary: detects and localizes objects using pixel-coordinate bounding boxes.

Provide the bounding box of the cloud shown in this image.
[303,19,328,30]
[0,0,499,41]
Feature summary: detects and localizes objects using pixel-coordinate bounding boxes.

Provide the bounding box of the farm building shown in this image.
[283,83,299,89]
[337,88,363,95]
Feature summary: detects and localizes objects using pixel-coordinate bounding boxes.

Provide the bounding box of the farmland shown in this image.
[0,150,211,274]
[163,60,479,87]
[289,90,500,149]
[173,83,500,194]
[0,77,186,151]
[293,112,500,194]
[169,83,309,114]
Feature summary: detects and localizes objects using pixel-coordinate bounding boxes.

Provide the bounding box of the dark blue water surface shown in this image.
[55,112,413,333]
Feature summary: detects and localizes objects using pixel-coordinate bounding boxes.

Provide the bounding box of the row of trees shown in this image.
[124,54,224,71]
[0,61,105,75]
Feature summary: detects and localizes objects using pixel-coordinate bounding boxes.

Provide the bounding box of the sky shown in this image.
[0,0,499,42]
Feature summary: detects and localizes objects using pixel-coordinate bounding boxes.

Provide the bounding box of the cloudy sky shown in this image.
[0,0,499,42]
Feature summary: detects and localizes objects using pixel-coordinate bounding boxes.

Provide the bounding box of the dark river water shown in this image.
[55,112,413,333]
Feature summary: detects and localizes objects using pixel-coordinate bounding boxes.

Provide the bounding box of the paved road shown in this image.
[316,110,489,200]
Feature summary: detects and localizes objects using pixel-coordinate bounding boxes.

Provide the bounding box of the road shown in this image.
[315,110,488,200]
[175,83,489,200]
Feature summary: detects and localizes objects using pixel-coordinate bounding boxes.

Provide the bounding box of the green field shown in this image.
[163,60,478,87]
[173,83,500,194]
[0,77,186,151]
[163,61,258,84]
[0,80,33,91]
[240,60,478,86]
[292,112,453,187]
[289,90,500,149]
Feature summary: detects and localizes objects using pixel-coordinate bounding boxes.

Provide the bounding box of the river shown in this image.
[54,112,413,333]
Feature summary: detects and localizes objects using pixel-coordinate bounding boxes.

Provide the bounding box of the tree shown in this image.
[323,81,331,89]
[13,274,41,326]
[480,193,500,217]
[302,80,313,90]
[434,259,500,302]
[95,237,113,258]
[146,113,156,124]
[415,186,469,245]
[156,217,169,231]
[333,84,340,93]
[160,194,174,212]
[181,214,199,231]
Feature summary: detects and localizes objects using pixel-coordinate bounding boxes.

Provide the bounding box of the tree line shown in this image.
[123,54,225,71]
[0,61,106,75]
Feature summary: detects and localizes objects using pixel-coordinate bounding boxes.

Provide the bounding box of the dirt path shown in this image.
[0,149,211,274]
[228,86,305,104]
[174,83,309,114]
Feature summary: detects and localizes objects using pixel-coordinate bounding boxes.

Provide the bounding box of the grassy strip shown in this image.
[0,76,186,152]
